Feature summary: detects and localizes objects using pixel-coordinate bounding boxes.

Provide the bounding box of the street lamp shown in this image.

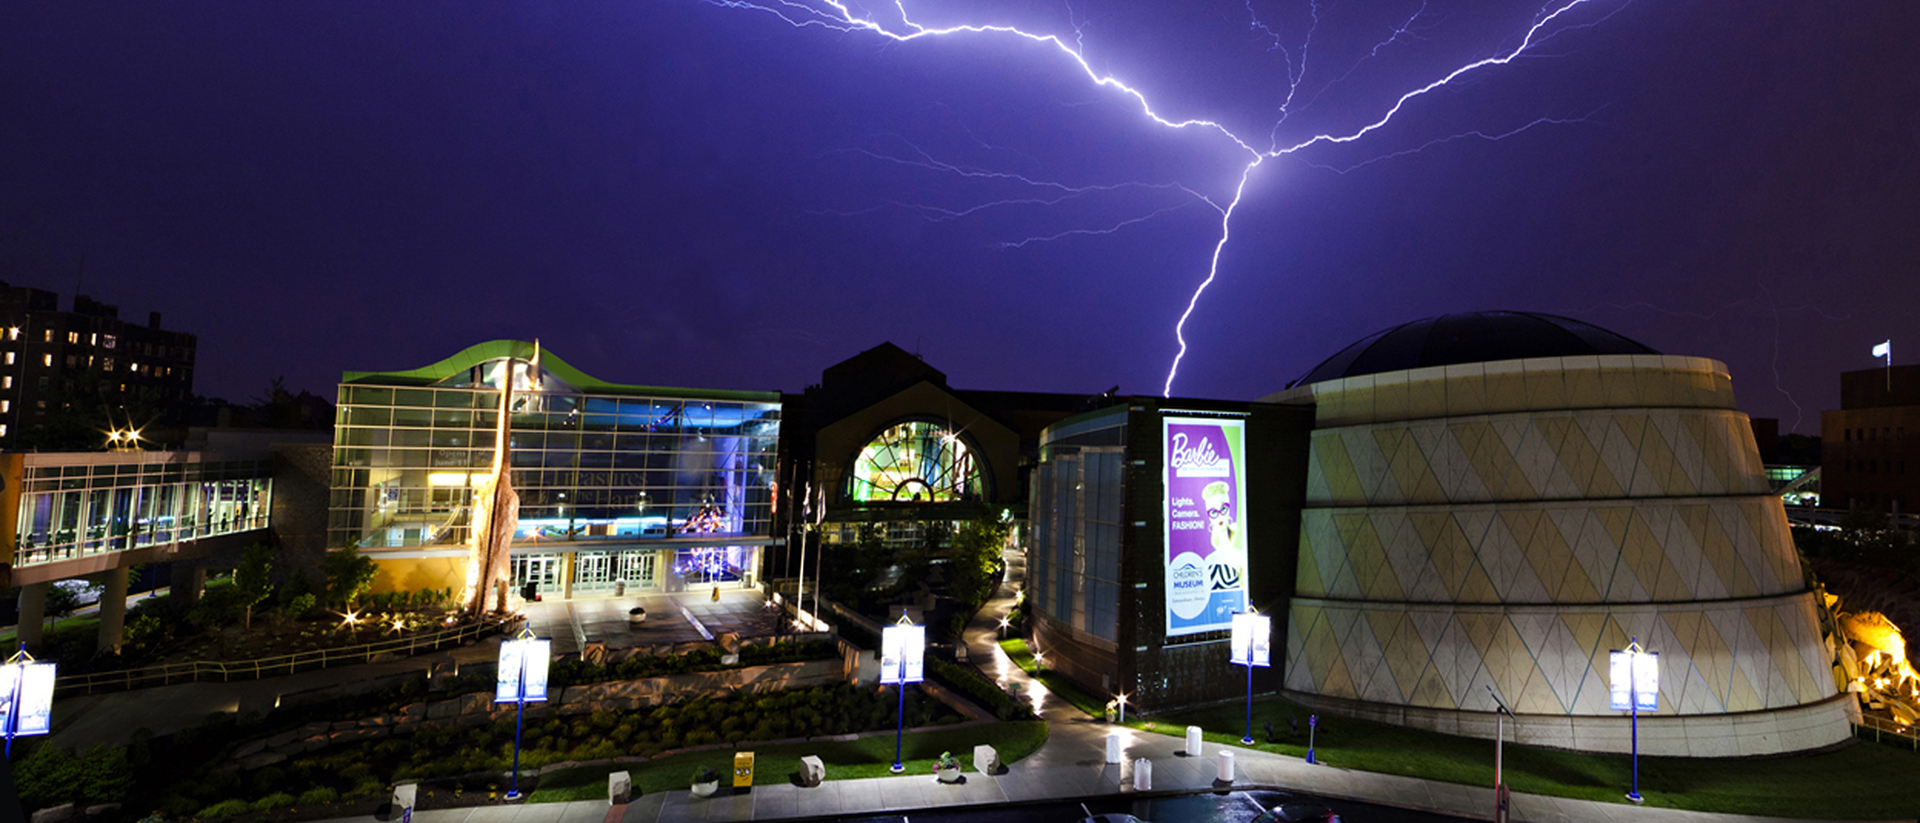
[998,617,1010,639]
[1486,685,1513,823]
[1115,692,1128,725]
[1610,638,1658,805]
[496,626,551,800]
[880,615,925,774]
[1230,609,1271,745]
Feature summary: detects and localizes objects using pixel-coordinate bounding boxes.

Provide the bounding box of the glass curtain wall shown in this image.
[330,355,779,592]
[14,457,273,567]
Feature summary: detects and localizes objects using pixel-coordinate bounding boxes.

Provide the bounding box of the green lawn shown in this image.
[0,614,100,647]
[527,720,1049,801]
[997,638,1109,718]
[1140,696,1920,819]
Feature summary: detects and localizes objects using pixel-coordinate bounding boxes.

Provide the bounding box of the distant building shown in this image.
[0,282,197,447]
[774,342,1099,573]
[1820,364,1920,515]
[328,341,781,598]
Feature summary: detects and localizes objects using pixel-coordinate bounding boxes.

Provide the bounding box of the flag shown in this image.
[1873,340,1891,359]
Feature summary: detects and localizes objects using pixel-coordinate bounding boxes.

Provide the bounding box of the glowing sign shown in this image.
[496,637,551,703]
[1231,611,1271,667]
[0,661,56,738]
[880,621,925,685]
[1164,416,1248,637]
[1609,645,1658,712]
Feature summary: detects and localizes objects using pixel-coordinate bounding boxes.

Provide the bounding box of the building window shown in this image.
[2,400,10,413]
[66,331,78,344]
[102,334,115,350]
[41,353,51,367]
[64,355,75,368]
[847,420,985,503]
[41,330,50,342]
[1,424,7,437]
[5,328,14,341]
[3,376,10,389]
[102,358,112,372]
[3,352,11,365]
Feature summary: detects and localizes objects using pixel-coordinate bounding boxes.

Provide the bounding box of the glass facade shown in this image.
[329,347,780,593]
[1031,414,1125,643]
[846,420,983,503]
[13,454,272,567]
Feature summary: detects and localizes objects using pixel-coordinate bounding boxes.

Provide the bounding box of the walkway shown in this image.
[311,550,1906,823]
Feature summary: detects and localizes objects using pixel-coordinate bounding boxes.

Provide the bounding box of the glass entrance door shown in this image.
[617,551,657,589]
[574,551,614,591]
[511,555,560,597]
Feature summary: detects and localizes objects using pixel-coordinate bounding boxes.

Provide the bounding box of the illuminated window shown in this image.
[1,425,7,437]
[67,331,78,344]
[42,330,50,342]
[89,333,97,346]
[847,420,984,503]
[3,352,11,365]
[41,354,51,367]
[102,334,115,349]
[5,328,14,341]
[2,401,10,413]
[3,376,10,389]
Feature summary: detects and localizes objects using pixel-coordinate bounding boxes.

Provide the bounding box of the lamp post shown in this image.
[881,615,925,774]
[1305,714,1318,764]
[1610,637,1657,805]
[1487,685,1513,823]
[1231,610,1271,745]
[1116,692,1128,725]
[496,626,550,800]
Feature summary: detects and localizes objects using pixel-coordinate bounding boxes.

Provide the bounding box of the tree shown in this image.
[949,510,1012,612]
[233,543,275,629]
[42,583,81,630]
[320,545,378,610]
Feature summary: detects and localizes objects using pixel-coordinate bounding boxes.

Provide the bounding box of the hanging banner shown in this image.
[496,637,551,703]
[1164,416,1249,637]
[1230,612,1271,667]
[1608,648,1658,712]
[880,622,925,684]
[0,662,56,738]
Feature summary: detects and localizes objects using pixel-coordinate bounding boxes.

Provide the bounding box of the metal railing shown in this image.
[1854,713,1920,749]
[54,615,520,696]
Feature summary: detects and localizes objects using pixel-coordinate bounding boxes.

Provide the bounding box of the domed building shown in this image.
[1264,311,1852,756]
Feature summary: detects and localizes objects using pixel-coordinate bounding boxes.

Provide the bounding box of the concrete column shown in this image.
[170,565,205,603]
[96,566,129,655]
[16,582,47,650]
[562,551,576,600]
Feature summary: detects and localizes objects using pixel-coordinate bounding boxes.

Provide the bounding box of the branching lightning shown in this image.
[708,0,1618,396]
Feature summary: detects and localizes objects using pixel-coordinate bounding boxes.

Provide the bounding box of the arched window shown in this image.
[847,421,984,503]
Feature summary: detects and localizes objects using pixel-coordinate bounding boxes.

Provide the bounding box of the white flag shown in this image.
[1873,340,1891,359]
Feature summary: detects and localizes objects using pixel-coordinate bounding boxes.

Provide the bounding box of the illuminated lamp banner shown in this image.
[496,638,551,703]
[880,623,925,685]
[1230,612,1271,667]
[1608,649,1658,712]
[1164,417,1249,637]
[0,662,56,737]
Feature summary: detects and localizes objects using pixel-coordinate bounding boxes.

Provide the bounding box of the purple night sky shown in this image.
[3,1,1915,433]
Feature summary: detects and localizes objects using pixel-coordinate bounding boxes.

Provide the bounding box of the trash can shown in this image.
[1217,749,1235,782]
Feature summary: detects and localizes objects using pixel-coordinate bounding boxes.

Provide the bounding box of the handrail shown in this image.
[1855,713,1920,750]
[53,615,519,696]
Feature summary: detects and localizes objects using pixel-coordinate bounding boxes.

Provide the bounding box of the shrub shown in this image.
[253,792,297,812]
[349,780,385,797]
[296,787,339,806]
[197,799,253,820]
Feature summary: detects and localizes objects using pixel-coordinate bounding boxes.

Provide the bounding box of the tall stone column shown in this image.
[16,582,47,650]
[96,566,129,655]
[562,551,576,600]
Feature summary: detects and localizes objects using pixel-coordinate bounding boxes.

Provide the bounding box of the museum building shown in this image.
[328,341,781,598]
[1027,312,1851,755]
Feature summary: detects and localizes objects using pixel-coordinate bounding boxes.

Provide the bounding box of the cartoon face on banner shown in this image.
[1164,417,1249,637]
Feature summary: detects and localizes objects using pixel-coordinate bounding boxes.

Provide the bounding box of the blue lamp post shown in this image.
[881,616,925,774]
[1230,610,1271,745]
[496,626,550,800]
[1610,637,1657,805]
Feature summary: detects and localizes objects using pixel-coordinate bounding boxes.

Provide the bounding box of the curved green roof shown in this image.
[341,340,779,401]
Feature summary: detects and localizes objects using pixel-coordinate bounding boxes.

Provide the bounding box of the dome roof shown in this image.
[1289,311,1659,388]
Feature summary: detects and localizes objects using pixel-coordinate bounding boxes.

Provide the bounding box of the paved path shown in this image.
[307,551,1906,823]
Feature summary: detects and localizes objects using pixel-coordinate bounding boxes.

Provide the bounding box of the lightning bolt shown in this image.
[709,0,1618,396]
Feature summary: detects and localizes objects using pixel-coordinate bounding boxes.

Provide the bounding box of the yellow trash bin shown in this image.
[733,751,755,790]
